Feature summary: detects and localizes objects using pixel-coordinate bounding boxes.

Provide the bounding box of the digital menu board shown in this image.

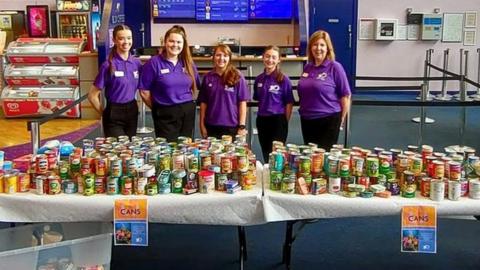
[249,0,292,20]
[152,0,196,18]
[196,0,249,22]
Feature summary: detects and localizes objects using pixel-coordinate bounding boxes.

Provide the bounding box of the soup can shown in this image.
[469,179,480,199]
[448,180,461,201]
[430,180,445,201]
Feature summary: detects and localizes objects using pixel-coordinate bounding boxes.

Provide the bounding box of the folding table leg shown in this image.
[238,226,247,270]
[282,220,295,269]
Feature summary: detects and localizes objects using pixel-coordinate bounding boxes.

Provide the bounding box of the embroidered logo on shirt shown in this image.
[268,85,280,94]
[133,71,139,79]
[208,83,213,87]
[302,72,309,78]
[317,72,327,80]
[257,83,263,88]
[224,85,235,92]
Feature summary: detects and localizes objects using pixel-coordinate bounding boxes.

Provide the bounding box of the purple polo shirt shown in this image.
[253,71,294,116]
[198,70,251,127]
[297,59,351,119]
[93,52,142,104]
[139,54,200,106]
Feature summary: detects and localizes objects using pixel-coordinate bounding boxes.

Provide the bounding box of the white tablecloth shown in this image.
[0,162,265,226]
[262,165,480,222]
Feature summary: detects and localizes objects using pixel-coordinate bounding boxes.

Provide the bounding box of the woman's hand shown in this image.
[237,128,248,136]
[200,124,208,138]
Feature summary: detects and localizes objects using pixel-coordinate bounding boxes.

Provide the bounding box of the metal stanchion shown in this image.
[344,110,351,147]
[136,94,154,134]
[413,49,435,123]
[247,65,254,147]
[30,122,41,155]
[457,50,472,102]
[470,48,480,100]
[417,84,427,146]
[435,49,452,101]
[453,49,464,99]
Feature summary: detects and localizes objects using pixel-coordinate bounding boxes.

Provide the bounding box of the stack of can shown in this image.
[268,143,480,201]
[0,134,257,197]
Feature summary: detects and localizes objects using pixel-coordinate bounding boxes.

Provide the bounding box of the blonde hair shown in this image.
[307,30,336,63]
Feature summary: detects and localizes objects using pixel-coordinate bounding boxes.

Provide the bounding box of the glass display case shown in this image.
[57,12,90,40]
[4,65,79,86]
[1,86,80,118]
[2,38,83,118]
[5,38,85,63]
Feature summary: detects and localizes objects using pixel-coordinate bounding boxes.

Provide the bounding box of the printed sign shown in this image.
[401,205,436,253]
[114,199,148,246]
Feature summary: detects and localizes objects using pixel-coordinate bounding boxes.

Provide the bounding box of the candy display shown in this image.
[0,135,258,196]
[268,142,480,201]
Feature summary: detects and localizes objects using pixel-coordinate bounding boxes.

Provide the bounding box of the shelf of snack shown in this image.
[263,142,480,221]
[1,38,84,118]
[0,135,265,225]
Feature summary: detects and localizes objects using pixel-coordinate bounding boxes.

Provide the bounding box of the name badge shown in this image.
[133,71,139,79]
[302,72,309,78]
[114,71,125,77]
[160,68,170,74]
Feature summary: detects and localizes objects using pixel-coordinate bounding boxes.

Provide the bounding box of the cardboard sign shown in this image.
[114,199,148,246]
[401,205,437,253]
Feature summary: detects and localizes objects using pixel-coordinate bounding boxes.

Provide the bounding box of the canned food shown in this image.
[469,179,480,199]
[198,170,215,193]
[220,155,233,174]
[430,180,445,201]
[328,176,341,194]
[448,180,461,201]
[432,160,445,179]
[36,175,46,195]
[366,157,379,177]
[17,173,30,192]
[270,171,283,191]
[171,169,186,193]
[281,176,295,194]
[448,161,462,181]
[311,151,325,174]
[237,154,249,173]
[107,177,119,195]
[420,177,431,197]
[48,175,61,195]
[36,154,48,174]
[4,174,17,194]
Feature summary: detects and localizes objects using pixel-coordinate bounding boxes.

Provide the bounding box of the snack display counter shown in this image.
[1,86,80,118]
[1,38,84,118]
[5,38,84,64]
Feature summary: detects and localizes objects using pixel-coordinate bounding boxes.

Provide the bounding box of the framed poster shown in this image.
[442,13,464,42]
[26,5,50,38]
[463,29,477,46]
[464,11,477,28]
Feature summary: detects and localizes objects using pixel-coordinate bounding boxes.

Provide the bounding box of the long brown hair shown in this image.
[212,44,240,87]
[307,30,336,63]
[162,25,197,91]
[108,24,131,74]
[263,45,285,84]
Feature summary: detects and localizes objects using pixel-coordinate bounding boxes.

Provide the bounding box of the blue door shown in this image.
[309,0,357,87]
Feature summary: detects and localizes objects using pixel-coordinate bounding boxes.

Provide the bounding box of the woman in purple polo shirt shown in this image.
[254,45,294,162]
[297,30,351,151]
[88,24,141,138]
[139,25,199,141]
[198,44,251,139]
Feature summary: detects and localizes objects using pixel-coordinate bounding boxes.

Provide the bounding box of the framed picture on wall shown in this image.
[26,5,50,38]
[464,11,477,28]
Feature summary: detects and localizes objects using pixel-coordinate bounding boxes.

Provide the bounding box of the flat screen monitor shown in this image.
[152,0,196,19]
[249,0,292,20]
[196,0,248,22]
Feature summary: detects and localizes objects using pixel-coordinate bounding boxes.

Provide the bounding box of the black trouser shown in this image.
[256,114,288,163]
[152,101,195,142]
[205,124,238,139]
[102,100,138,138]
[300,112,341,151]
